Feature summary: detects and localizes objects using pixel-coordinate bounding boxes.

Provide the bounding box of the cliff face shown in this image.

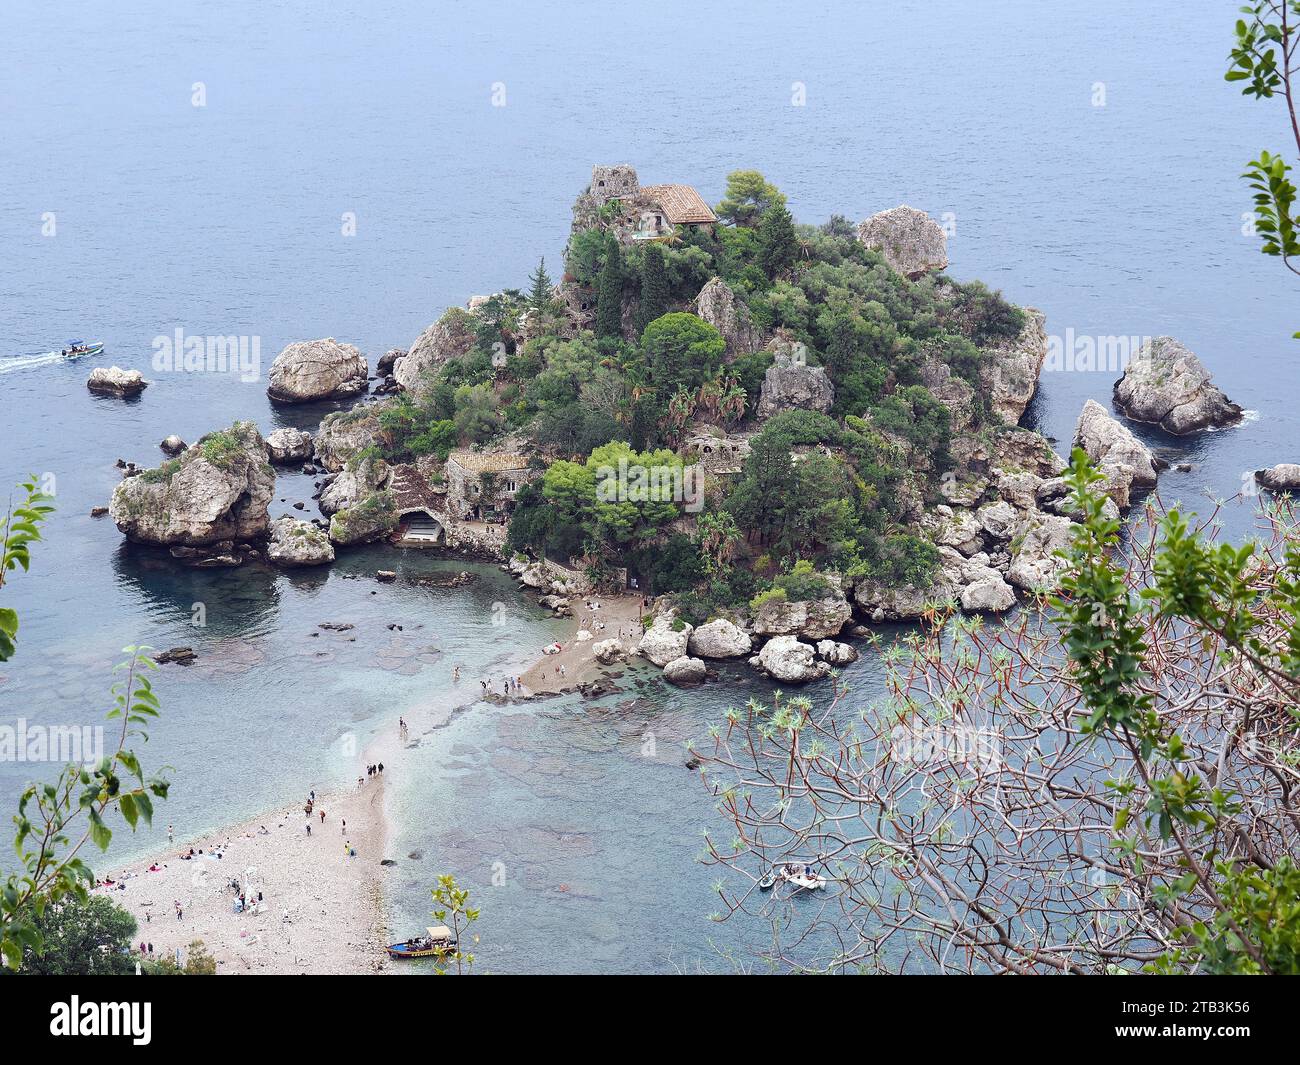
[110,422,274,546]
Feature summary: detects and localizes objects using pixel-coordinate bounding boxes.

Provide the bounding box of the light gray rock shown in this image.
[757,636,831,684]
[266,338,368,403]
[1113,336,1242,435]
[1255,463,1300,491]
[160,434,187,455]
[756,342,835,420]
[87,366,147,397]
[976,500,1019,541]
[752,581,852,640]
[1073,399,1159,508]
[267,516,335,566]
[980,310,1048,426]
[852,570,958,622]
[638,612,693,667]
[1007,512,1074,591]
[319,455,390,517]
[109,421,273,546]
[663,655,708,686]
[265,427,315,465]
[314,408,382,472]
[929,506,983,555]
[856,205,949,280]
[687,618,753,659]
[593,639,626,665]
[328,492,397,546]
[395,309,478,393]
[815,639,859,665]
[693,277,761,355]
[958,563,1017,612]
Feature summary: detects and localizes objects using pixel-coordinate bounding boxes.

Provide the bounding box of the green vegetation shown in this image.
[429,874,479,975]
[16,895,138,975]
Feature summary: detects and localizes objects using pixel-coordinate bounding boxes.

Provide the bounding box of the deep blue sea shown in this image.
[1,0,1296,972]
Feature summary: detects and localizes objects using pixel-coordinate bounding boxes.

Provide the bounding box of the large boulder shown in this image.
[753,582,852,641]
[109,422,273,546]
[319,454,390,517]
[757,636,831,684]
[662,655,708,686]
[328,492,397,546]
[1113,337,1242,435]
[756,345,835,420]
[592,639,626,665]
[852,569,958,622]
[87,367,147,397]
[314,408,382,472]
[395,309,478,393]
[267,516,335,567]
[957,560,1017,613]
[976,500,1019,542]
[856,205,948,280]
[1255,463,1300,492]
[693,277,761,356]
[928,506,983,555]
[979,310,1048,426]
[1007,512,1074,591]
[638,612,693,667]
[815,639,859,666]
[1073,399,1160,508]
[688,618,753,659]
[265,427,315,465]
[266,338,368,404]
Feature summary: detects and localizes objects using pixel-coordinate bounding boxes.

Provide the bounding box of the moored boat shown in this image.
[386,924,458,960]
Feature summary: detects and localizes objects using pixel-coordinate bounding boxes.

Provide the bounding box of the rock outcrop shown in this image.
[160,435,187,456]
[328,492,397,546]
[1073,399,1160,508]
[753,582,852,641]
[395,309,478,393]
[319,455,390,517]
[265,427,315,465]
[756,345,835,420]
[687,618,753,659]
[267,516,335,566]
[593,639,626,665]
[638,611,693,668]
[266,339,368,404]
[314,409,383,472]
[663,655,708,686]
[1007,511,1073,591]
[1113,337,1242,435]
[693,277,761,356]
[856,205,948,280]
[815,640,859,665]
[87,367,147,397]
[109,422,274,546]
[979,310,1048,426]
[1255,463,1300,492]
[757,636,830,684]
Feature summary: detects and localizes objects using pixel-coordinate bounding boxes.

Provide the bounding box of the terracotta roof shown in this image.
[448,450,530,474]
[640,184,717,225]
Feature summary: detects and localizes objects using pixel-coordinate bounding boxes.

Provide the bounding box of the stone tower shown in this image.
[588,164,639,206]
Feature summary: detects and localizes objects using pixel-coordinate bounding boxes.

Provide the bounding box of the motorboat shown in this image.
[61,339,104,359]
[386,924,458,960]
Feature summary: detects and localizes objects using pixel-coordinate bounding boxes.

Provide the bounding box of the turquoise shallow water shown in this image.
[2,0,1298,971]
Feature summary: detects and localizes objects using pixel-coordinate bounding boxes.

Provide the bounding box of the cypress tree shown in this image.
[527,256,553,311]
[758,201,798,279]
[637,243,670,334]
[595,233,623,339]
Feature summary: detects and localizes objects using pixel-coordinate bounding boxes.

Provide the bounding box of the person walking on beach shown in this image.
[319,809,326,823]
[341,818,346,835]
[167,823,174,844]
[306,822,311,836]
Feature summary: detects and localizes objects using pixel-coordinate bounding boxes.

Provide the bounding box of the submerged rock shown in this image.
[87,366,147,397]
[267,516,335,567]
[1073,399,1160,509]
[109,422,274,546]
[266,338,368,404]
[1113,337,1242,435]
[856,205,948,280]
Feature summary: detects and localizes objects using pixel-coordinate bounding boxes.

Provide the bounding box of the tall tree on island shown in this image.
[595,232,623,339]
[714,170,787,227]
[527,256,554,313]
[757,200,798,279]
[636,243,669,333]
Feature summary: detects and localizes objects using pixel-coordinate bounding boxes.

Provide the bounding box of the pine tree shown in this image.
[758,201,798,279]
[636,243,669,334]
[595,233,623,339]
[527,257,553,312]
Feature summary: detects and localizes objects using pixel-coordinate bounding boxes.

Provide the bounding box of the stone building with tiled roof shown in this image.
[446,449,536,521]
[576,165,718,243]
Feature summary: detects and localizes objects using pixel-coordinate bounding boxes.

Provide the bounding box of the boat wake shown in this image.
[0,352,63,375]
